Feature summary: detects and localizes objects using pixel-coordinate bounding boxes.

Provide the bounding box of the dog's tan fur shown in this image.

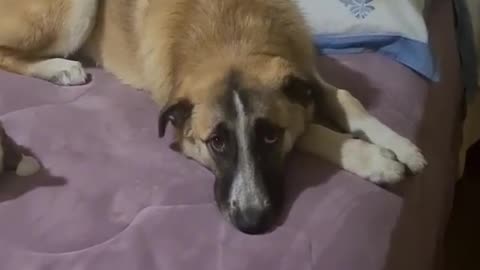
[0,0,427,184]
[83,0,316,110]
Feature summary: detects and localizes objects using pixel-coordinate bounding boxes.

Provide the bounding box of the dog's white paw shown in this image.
[29,58,88,86]
[385,138,427,174]
[343,140,406,184]
[398,146,427,174]
[49,62,87,86]
[361,146,406,184]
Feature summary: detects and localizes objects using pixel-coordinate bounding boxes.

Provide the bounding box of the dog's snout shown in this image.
[232,202,273,234]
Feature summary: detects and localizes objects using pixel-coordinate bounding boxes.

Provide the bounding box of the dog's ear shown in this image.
[158,99,194,138]
[282,75,322,110]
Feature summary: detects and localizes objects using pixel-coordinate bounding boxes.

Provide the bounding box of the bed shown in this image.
[0,0,463,269]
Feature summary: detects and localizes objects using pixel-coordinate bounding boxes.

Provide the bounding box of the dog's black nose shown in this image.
[233,206,273,235]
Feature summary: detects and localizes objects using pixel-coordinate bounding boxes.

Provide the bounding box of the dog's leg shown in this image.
[297,124,405,183]
[0,49,88,85]
[315,78,427,174]
[0,0,95,85]
[25,58,87,86]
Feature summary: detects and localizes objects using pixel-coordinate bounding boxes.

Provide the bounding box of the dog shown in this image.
[0,122,40,177]
[0,0,426,234]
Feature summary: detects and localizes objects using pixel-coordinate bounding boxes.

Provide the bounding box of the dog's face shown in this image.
[158,57,319,234]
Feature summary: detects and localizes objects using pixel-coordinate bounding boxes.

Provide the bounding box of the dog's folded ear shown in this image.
[158,99,194,138]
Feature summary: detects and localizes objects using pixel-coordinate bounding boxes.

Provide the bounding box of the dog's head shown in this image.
[158,56,320,234]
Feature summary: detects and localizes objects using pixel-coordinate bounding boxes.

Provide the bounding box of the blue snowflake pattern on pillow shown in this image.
[339,0,375,19]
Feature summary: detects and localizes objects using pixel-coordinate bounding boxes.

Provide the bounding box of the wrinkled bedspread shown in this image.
[0,0,462,269]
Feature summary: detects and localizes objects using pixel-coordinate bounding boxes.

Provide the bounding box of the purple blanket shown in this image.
[0,0,462,269]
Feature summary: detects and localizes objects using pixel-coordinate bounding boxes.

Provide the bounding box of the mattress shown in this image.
[0,0,462,269]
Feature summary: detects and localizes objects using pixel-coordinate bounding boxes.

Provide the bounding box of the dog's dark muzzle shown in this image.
[231,203,274,234]
[214,167,284,235]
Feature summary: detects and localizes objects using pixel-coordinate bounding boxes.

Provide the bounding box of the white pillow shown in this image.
[297,0,438,81]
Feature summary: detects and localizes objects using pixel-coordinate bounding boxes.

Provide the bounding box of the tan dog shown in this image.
[0,0,426,234]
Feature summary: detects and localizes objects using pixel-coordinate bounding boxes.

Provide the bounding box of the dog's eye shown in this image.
[256,118,283,146]
[264,134,278,144]
[209,135,226,153]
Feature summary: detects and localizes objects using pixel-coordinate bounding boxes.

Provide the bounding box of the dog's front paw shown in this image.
[360,145,406,184]
[386,138,427,174]
[343,140,406,184]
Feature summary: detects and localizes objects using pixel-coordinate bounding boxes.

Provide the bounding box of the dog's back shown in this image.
[83,0,317,106]
[0,0,317,105]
